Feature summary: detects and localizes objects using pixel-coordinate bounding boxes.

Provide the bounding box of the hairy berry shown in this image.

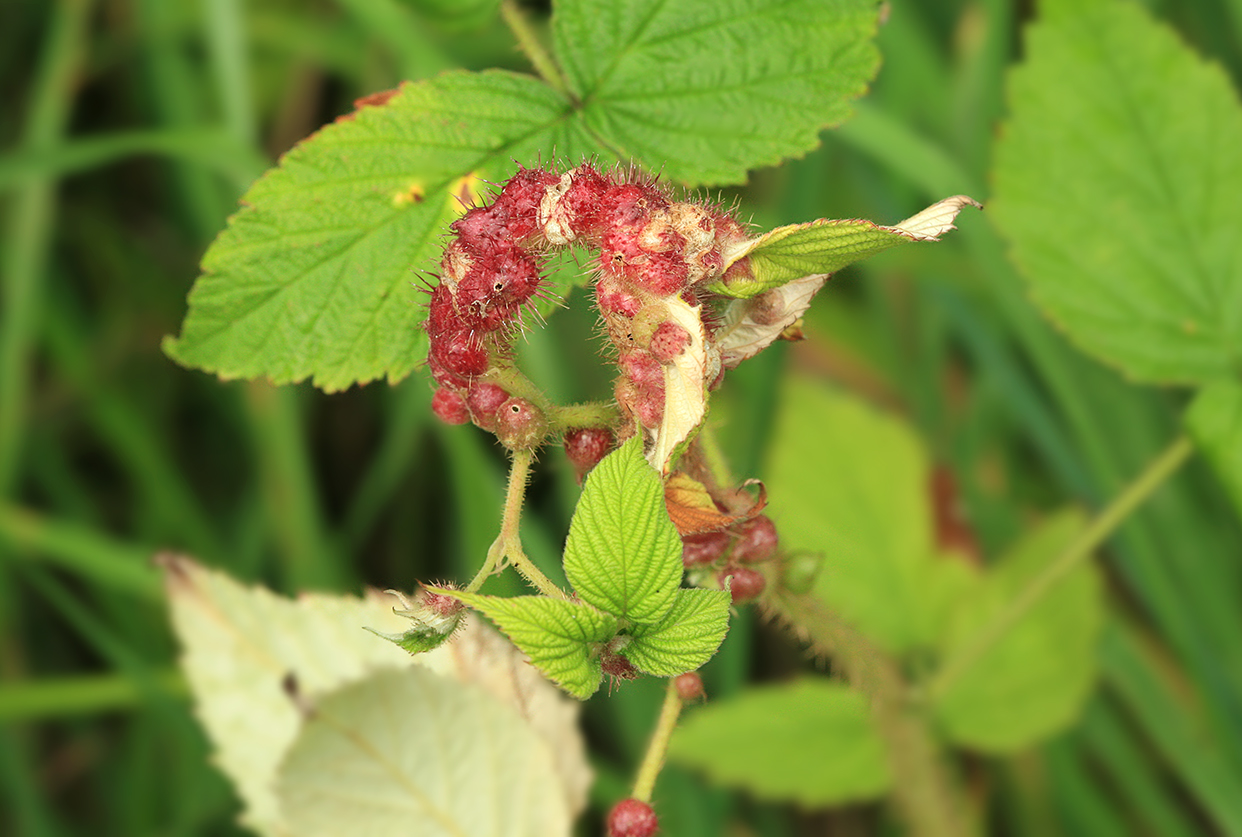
[431,388,469,425]
[607,799,659,837]
[596,275,643,318]
[732,515,779,564]
[600,649,639,681]
[681,530,731,567]
[495,397,547,450]
[674,672,705,702]
[649,320,691,362]
[564,427,615,479]
[620,350,663,392]
[466,382,509,430]
[559,165,612,237]
[429,328,488,379]
[720,565,766,605]
[631,251,690,296]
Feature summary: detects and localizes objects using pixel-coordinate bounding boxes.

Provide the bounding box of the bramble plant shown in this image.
[149,0,1242,836]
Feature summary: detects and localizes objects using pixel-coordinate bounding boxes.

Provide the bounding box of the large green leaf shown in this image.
[933,510,1103,753]
[553,0,880,186]
[562,438,683,625]
[624,588,731,676]
[765,378,936,653]
[990,0,1242,383]
[1186,380,1242,521]
[277,667,572,837]
[668,679,890,805]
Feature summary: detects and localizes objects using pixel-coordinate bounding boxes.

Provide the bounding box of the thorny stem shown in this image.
[500,0,569,97]
[466,449,565,598]
[930,433,1194,700]
[631,679,684,803]
[768,589,972,837]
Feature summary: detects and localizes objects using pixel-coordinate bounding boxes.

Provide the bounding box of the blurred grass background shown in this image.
[2,0,1242,834]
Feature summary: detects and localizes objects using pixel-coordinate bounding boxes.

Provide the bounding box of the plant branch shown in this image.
[500,0,569,97]
[930,433,1194,700]
[768,589,972,837]
[466,449,565,598]
[631,678,684,803]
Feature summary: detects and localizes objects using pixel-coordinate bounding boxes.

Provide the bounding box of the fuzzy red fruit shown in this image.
[429,328,488,378]
[564,427,615,478]
[607,798,659,837]
[431,388,469,425]
[731,516,779,564]
[495,397,547,450]
[450,205,504,249]
[674,672,705,702]
[494,167,561,241]
[681,530,731,567]
[600,649,638,681]
[631,251,690,296]
[425,285,457,337]
[466,382,509,431]
[605,182,668,228]
[720,565,765,605]
[560,166,612,238]
[620,350,663,392]
[596,276,643,318]
[649,320,691,363]
[419,586,465,618]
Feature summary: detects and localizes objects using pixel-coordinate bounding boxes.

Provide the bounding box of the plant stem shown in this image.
[769,590,971,837]
[930,433,1194,700]
[631,679,684,803]
[466,449,565,597]
[500,0,569,97]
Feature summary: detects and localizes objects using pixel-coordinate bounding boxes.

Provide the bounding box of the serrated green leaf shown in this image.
[624,588,730,677]
[164,71,605,391]
[277,667,572,837]
[449,591,618,699]
[1186,380,1242,521]
[553,0,881,186]
[669,679,890,805]
[562,438,683,625]
[934,510,1103,753]
[991,0,1242,384]
[765,377,936,654]
[711,196,980,298]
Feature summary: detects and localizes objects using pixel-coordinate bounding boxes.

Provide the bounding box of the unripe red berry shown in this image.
[600,649,638,681]
[620,350,663,392]
[720,565,765,605]
[607,798,659,837]
[466,382,509,431]
[564,427,615,479]
[631,251,690,296]
[495,397,547,450]
[559,165,612,237]
[649,320,691,363]
[731,515,779,564]
[681,530,731,567]
[429,328,488,379]
[431,388,469,425]
[674,672,705,702]
[596,276,642,318]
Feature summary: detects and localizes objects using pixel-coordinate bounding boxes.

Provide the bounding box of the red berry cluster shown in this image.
[681,515,779,604]
[424,163,749,462]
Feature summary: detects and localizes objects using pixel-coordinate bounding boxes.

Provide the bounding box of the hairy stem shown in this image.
[466,449,565,598]
[930,433,1194,699]
[500,0,569,97]
[769,590,972,837]
[631,679,684,803]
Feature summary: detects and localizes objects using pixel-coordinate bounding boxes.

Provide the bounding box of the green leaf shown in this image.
[448,591,619,699]
[711,195,980,298]
[562,437,683,625]
[625,588,731,676]
[990,0,1242,384]
[163,72,604,391]
[1186,380,1242,521]
[277,667,573,837]
[553,0,881,186]
[765,377,936,653]
[933,510,1103,753]
[668,679,890,805]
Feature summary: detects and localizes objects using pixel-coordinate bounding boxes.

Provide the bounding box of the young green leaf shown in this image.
[553,0,881,186]
[277,667,573,837]
[1186,380,1242,522]
[991,0,1242,384]
[163,72,604,391]
[562,438,684,625]
[668,679,890,805]
[711,195,980,298]
[765,377,937,654]
[623,588,731,677]
[933,510,1103,753]
[447,591,619,699]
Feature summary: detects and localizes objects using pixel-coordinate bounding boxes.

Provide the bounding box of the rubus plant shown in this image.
[150,0,1242,836]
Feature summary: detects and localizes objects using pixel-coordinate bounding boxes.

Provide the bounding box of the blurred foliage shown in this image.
[2,0,1242,835]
